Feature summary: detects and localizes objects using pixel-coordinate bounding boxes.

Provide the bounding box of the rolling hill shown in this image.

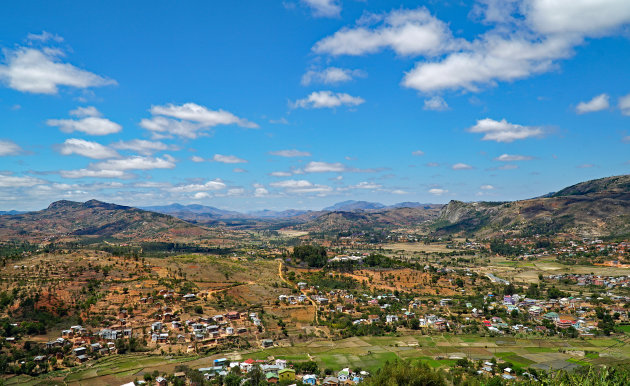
[434,175,630,237]
[0,199,211,242]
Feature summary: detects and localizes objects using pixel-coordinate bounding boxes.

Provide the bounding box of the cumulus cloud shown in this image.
[190,156,205,163]
[301,67,365,85]
[302,0,341,18]
[412,150,425,156]
[0,44,115,94]
[193,192,211,199]
[253,183,269,197]
[0,140,22,156]
[213,154,247,164]
[291,91,364,109]
[314,7,458,56]
[619,94,630,115]
[111,139,172,155]
[57,138,119,159]
[227,188,245,196]
[576,93,610,114]
[304,161,346,173]
[269,149,312,157]
[423,96,449,111]
[59,169,131,179]
[428,188,448,195]
[270,171,293,177]
[270,179,332,194]
[140,102,257,139]
[352,181,382,189]
[494,153,534,161]
[452,163,473,170]
[0,174,44,187]
[467,118,543,142]
[93,155,176,171]
[170,179,226,193]
[47,107,122,135]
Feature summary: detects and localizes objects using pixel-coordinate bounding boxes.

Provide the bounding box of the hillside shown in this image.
[295,205,443,233]
[0,199,211,242]
[434,175,630,237]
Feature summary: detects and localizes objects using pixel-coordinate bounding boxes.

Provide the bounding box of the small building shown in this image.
[278,368,296,382]
[262,339,274,348]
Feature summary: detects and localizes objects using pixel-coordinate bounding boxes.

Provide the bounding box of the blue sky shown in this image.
[1,0,629,211]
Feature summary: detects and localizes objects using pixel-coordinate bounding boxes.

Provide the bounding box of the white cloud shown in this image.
[291,91,364,109]
[270,179,332,194]
[425,162,439,167]
[112,139,172,155]
[70,106,101,117]
[314,8,458,56]
[47,107,121,135]
[26,31,64,43]
[170,179,226,193]
[452,163,473,170]
[0,140,22,156]
[576,93,610,114]
[304,161,346,173]
[428,188,448,195]
[213,154,248,164]
[619,94,630,115]
[494,153,534,161]
[301,67,365,85]
[467,118,543,142]
[0,174,44,187]
[391,189,409,195]
[0,46,115,94]
[498,164,518,170]
[480,184,495,190]
[525,0,630,36]
[253,183,269,197]
[227,188,245,196]
[270,171,293,177]
[302,0,341,17]
[352,181,382,189]
[423,96,449,111]
[140,102,257,139]
[93,155,175,171]
[57,138,119,159]
[233,168,247,173]
[412,150,425,156]
[60,169,131,179]
[269,149,312,157]
[190,156,205,163]
[193,192,211,199]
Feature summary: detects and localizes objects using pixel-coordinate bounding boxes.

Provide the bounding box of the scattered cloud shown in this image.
[233,168,247,173]
[302,0,341,18]
[498,164,518,170]
[301,67,365,86]
[0,174,44,187]
[577,163,596,169]
[468,118,544,142]
[304,161,346,173]
[428,188,448,195]
[57,138,119,159]
[494,153,534,161]
[112,139,173,155]
[619,94,630,115]
[253,183,269,197]
[452,163,473,170]
[190,156,205,163]
[425,162,439,167]
[169,179,226,193]
[93,155,176,171]
[227,188,245,196]
[60,169,131,179]
[193,192,211,199]
[423,96,449,111]
[352,181,382,189]
[480,184,495,190]
[26,31,64,43]
[0,42,115,94]
[291,91,364,109]
[213,154,248,164]
[0,140,22,156]
[269,149,312,157]
[576,93,610,114]
[270,179,332,194]
[47,107,122,135]
[412,150,425,156]
[140,102,257,139]
[314,7,458,56]
[270,171,293,177]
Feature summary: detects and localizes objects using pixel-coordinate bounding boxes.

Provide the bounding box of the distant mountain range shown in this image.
[1,175,629,241]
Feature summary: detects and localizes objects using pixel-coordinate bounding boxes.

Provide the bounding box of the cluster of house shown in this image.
[547,273,630,289]
[150,311,251,344]
[43,325,126,363]
[196,358,366,385]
